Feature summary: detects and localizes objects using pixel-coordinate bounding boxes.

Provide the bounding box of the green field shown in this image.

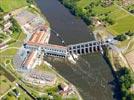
[0,75,12,95]
[107,15,134,35]
[0,0,28,12]
[77,0,134,35]
[2,87,32,100]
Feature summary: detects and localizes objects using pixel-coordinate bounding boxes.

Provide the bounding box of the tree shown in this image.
[130,10,134,13]
[114,34,127,41]
[26,0,34,4]
[81,12,92,25]
[126,93,134,100]
[125,31,134,36]
[0,7,4,12]
[10,17,22,33]
[117,68,134,100]
[74,6,83,17]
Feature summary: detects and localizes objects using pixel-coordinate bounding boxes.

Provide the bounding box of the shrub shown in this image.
[117,68,134,100]
[0,7,4,12]
[125,31,134,36]
[114,34,127,41]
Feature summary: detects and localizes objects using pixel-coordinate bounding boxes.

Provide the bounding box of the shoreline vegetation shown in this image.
[58,0,92,26]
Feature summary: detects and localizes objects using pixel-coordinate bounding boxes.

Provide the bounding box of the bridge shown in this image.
[24,39,111,58]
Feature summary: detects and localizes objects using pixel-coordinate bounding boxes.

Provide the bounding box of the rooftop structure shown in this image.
[27,26,50,45]
[22,51,40,70]
[25,43,68,58]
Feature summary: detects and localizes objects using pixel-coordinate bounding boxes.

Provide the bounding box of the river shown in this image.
[36,0,117,100]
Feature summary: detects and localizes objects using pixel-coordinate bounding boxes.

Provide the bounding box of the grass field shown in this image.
[35,64,53,72]
[0,75,12,95]
[0,48,18,55]
[107,15,134,35]
[77,0,134,35]
[0,0,28,12]
[3,87,32,100]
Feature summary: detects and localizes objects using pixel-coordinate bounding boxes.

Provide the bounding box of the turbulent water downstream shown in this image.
[36,0,117,100]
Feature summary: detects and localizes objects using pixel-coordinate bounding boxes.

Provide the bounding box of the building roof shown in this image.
[23,51,37,68]
[28,29,47,44]
[26,43,67,52]
[44,44,67,50]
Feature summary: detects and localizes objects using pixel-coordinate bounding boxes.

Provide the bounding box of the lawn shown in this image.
[9,32,26,47]
[0,75,12,95]
[77,0,134,35]
[2,87,31,100]
[93,5,128,20]
[107,15,134,35]
[0,48,18,55]
[35,64,53,72]
[0,0,28,12]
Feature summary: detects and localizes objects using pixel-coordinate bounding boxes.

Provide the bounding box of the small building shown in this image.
[3,14,11,21]
[58,83,75,96]
[59,83,69,92]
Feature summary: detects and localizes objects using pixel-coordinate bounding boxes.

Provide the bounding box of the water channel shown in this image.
[36,0,118,100]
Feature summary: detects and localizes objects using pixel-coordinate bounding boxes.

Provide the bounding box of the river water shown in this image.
[36,0,117,100]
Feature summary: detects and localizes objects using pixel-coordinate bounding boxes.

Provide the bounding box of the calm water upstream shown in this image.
[36,0,118,100]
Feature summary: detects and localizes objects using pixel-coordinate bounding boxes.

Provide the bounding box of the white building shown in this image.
[22,51,41,70]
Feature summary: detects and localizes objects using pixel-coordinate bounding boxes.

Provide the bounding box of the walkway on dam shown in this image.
[25,39,111,58]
